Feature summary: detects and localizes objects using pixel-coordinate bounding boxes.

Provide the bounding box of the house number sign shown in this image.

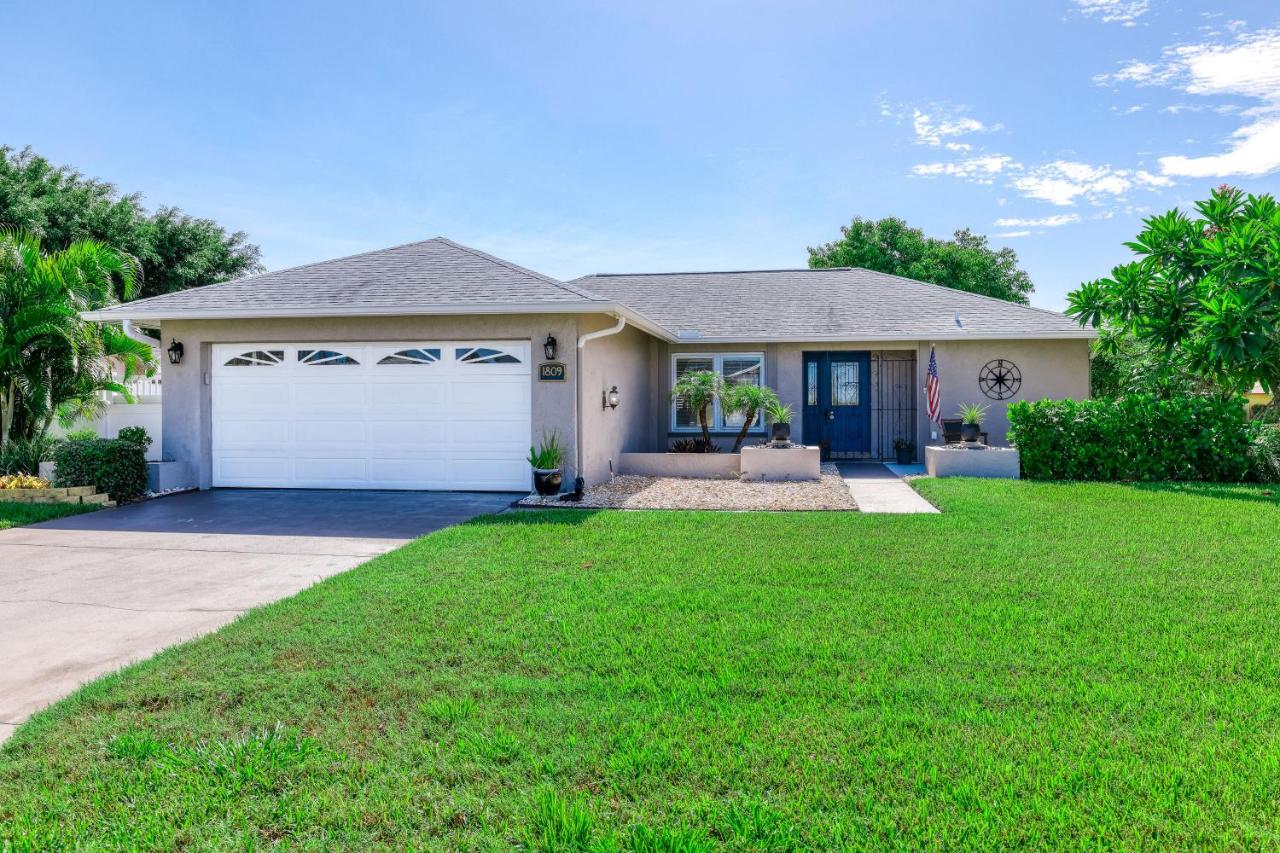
[539,362,566,381]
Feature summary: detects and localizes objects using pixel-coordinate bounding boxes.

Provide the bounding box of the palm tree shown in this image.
[670,370,723,447]
[721,383,781,452]
[0,231,150,444]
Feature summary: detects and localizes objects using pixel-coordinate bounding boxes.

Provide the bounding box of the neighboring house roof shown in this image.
[574,268,1092,341]
[85,237,609,320]
[85,236,1092,341]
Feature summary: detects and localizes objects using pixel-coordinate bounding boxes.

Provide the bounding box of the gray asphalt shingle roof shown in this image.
[87,237,606,319]
[572,268,1089,340]
[86,236,1089,340]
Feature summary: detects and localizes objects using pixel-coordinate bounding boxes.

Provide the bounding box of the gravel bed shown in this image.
[518,463,857,511]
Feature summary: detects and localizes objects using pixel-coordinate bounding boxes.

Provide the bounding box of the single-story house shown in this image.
[85,237,1094,491]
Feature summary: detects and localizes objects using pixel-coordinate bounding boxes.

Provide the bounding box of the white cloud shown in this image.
[1073,0,1150,26]
[995,230,1032,238]
[912,109,989,146]
[1010,160,1168,206]
[912,155,1017,183]
[1101,27,1280,177]
[1160,116,1280,176]
[994,213,1081,227]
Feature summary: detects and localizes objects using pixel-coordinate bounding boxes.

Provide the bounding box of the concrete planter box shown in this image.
[147,461,196,493]
[740,445,821,482]
[619,452,740,479]
[925,444,1020,479]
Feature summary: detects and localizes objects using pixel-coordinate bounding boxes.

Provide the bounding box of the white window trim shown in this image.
[670,352,766,433]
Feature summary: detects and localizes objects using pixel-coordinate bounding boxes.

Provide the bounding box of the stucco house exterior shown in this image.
[85,237,1093,491]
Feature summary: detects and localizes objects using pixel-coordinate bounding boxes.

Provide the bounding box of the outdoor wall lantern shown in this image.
[543,334,558,361]
[166,338,185,365]
[603,385,620,410]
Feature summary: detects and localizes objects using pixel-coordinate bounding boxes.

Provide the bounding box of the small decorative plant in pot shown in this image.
[765,399,794,444]
[893,436,915,465]
[527,431,564,496]
[957,402,988,444]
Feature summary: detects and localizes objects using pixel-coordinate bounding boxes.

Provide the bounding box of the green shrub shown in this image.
[116,426,153,452]
[52,438,148,501]
[1249,425,1280,484]
[1008,395,1255,482]
[0,435,62,475]
[65,428,100,442]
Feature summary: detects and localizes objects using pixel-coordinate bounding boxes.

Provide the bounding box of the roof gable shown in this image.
[87,237,606,319]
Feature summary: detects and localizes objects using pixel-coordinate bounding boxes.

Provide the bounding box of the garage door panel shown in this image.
[212,341,531,491]
[368,459,450,486]
[448,459,528,490]
[218,383,293,410]
[447,419,530,449]
[217,456,292,483]
[293,457,369,484]
[450,378,528,407]
[369,380,447,410]
[293,420,368,445]
[369,420,446,445]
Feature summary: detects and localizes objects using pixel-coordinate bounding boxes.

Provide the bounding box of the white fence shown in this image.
[49,374,164,461]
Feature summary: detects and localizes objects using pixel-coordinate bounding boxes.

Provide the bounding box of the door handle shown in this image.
[825,410,835,421]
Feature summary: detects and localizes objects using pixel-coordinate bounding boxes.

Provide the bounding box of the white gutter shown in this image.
[121,319,161,347]
[576,313,627,348]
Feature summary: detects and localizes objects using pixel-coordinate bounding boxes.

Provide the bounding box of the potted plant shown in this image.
[765,399,794,443]
[893,436,915,465]
[957,402,988,444]
[527,431,564,495]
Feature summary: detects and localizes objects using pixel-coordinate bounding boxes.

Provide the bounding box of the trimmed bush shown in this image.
[1250,424,1280,484]
[117,426,152,452]
[1008,395,1255,482]
[52,438,147,501]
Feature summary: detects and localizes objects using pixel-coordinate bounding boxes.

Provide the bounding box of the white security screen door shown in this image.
[211,342,531,490]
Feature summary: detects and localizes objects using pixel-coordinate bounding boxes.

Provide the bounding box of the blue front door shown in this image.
[802,352,872,460]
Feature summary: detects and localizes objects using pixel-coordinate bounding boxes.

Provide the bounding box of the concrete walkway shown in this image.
[0,489,517,744]
[838,463,939,514]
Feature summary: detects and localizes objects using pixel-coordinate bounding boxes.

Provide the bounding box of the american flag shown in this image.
[926,346,942,426]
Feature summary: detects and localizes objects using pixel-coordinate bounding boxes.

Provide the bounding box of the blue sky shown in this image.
[6,0,1280,309]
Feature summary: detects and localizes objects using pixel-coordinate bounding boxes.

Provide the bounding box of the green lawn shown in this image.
[0,499,97,530]
[2,480,1279,850]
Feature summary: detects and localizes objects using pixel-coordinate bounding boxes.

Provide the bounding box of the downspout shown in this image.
[574,314,627,487]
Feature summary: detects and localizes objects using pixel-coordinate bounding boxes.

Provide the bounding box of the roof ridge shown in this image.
[435,238,607,301]
[575,267,854,279]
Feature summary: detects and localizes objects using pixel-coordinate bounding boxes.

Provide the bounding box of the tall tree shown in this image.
[1067,185,1280,397]
[808,216,1034,304]
[0,232,154,443]
[0,146,262,300]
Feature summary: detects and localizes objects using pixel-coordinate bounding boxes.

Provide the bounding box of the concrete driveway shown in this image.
[0,489,517,743]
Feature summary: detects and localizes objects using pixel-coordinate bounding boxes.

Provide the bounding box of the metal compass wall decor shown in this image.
[978,359,1021,400]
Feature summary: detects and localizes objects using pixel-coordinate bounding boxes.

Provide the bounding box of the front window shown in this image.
[671,353,765,432]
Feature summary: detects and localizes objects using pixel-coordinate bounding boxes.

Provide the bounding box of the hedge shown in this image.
[1007,395,1255,482]
[52,438,148,502]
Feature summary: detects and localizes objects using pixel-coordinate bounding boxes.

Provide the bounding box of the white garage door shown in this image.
[212,341,531,491]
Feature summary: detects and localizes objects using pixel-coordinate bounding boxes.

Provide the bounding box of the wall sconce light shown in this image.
[166,338,185,365]
[543,334,558,361]
[603,385,620,410]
